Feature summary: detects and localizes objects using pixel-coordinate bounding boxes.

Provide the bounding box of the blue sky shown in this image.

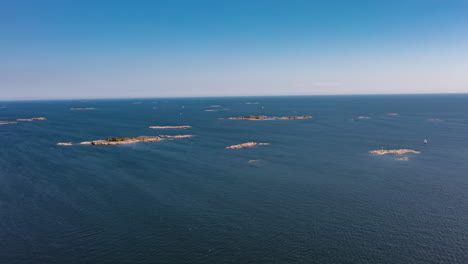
[1,0,468,100]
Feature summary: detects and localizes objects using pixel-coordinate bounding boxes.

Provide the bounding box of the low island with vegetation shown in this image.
[58,135,193,146]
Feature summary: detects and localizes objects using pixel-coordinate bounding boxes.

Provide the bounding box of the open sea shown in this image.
[1,94,467,264]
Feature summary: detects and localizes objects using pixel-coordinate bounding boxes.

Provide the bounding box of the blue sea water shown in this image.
[0,94,467,264]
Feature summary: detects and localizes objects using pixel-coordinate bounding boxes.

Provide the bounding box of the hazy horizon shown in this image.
[2,0,468,100]
[2,92,468,102]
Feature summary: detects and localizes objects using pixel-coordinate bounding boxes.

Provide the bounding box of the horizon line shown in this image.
[1,92,468,102]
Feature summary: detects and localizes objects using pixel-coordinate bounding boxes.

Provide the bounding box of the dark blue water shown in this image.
[1,95,467,264]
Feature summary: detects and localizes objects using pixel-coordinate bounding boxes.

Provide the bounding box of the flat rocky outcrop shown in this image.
[70,107,95,110]
[0,121,17,125]
[149,126,191,129]
[369,149,420,155]
[16,117,47,122]
[228,115,312,121]
[58,135,193,146]
[57,142,73,146]
[226,142,270,149]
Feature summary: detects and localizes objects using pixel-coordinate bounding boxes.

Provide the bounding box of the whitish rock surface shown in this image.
[369,149,420,155]
[149,126,191,129]
[226,142,270,149]
[16,117,47,122]
[228,115,312,121]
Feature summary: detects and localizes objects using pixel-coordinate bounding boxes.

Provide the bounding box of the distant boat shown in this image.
[424,138,428,144]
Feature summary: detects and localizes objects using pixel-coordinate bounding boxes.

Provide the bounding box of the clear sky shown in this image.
[1,0,468,100]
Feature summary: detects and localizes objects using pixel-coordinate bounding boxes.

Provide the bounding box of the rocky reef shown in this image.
[369,149,421,155]
[357,116,371,119]
[57,142,73,146]
[58,135,193,146]
[226,142,270,149]
[0,121,17,125]
[16,117,47,122]
[70,107,95,110]
[386,113,398,116]
[228,115,312,121]
[149,126,191,129]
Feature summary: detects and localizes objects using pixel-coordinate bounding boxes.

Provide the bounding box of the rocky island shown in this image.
[386,113,398,116]
[0,121,17,125]
[149,125,191,129]
[58,135,193,146]
[228,115,312,120]
[16,117,47,122]
[357,116,371,119]
[369,149,421,155]
[57,142,73,146]
[70,107,95,110]
[226,142,270,149]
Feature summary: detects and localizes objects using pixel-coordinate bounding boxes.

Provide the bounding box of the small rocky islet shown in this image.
[16,117,47,122]
[149,125,191,129]
[70,107,95,110]
[369,148,421,161]
[227,115,312,121]
[1,117,47,125]
[57,135,193,146]
[0,121,17,125]
[369,149,420,155]
[226,142,270,149]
